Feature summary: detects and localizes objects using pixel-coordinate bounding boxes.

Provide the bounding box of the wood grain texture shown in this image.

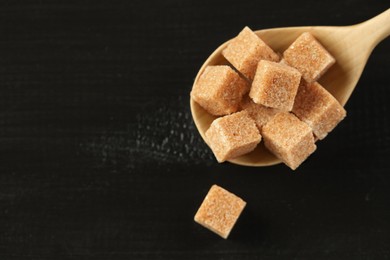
[0,0,390,259]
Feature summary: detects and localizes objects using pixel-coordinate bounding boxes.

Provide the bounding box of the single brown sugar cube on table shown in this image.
[205,111,261,162]
[292,81,346,140]
[262,112,316,170]
[222,26,280,80]
[249,60,301,111]
[240,95,279,131]
[283,32,335,83]
[191,65,249,116]
[194,185,246,239]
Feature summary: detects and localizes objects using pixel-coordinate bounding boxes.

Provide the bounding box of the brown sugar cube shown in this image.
[191,65,249,116]
[194,185,246,239]
[205,111,261,162]
[292,81,346,140]
[222,26,280,80]
[249,60,301,111]
[262,112,316,170]
[283,32,335,83]
[278,58,289,66]
[240,95,279,131]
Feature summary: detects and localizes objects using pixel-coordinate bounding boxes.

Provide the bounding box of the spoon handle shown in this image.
[357,8,390,49]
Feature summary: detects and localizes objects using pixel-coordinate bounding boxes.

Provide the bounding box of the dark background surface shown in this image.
[0,0,389,259]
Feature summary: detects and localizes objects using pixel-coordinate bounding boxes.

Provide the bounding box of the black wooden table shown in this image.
[1,1,389,259]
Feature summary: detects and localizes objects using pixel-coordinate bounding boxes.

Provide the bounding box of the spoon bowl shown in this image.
[190,9,390,167]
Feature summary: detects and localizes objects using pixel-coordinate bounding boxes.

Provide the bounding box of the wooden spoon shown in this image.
[190,9,390,167]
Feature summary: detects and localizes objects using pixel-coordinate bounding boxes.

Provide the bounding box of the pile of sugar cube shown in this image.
[191,27,346,170]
